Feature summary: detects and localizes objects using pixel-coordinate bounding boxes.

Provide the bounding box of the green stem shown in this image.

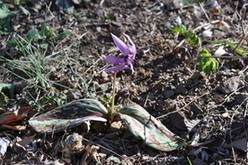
[110,71,117,117]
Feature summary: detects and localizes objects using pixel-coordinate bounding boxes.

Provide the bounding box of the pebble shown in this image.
[217,76,242,94]
[175,84,187,94]
[163,90,175,98]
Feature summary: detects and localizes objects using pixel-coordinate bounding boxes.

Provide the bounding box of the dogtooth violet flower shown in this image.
[102,33,137,72]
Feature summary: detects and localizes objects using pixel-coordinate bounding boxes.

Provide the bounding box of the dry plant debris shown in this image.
[0,0,248,164]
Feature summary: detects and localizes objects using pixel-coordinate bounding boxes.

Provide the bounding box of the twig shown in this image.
[110,71,117,118]
[82,58,101,75]
[82,137,130,163]
[156,93,208,119]
[175,39,186,48]
[216,86,245,108]
[244,100,248,161]
[193,20,220,31]
[233,11,247,53]
[229,112,237,164]
[197,56,248,59]
[99,0,105,7]
[143,92,150,107]
[198,2,211,23]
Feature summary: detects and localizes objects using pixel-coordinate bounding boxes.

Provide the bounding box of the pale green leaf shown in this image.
[197,49,220,75]
[0,2,18,19]
[171,24,187,35]
[206,40,248,57]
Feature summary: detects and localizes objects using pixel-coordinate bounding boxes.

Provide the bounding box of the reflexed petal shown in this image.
[103,63,127,72]
[102,55,124,64]
[124,33,136,54]
[111,33,130,55]
[127,45,136,59]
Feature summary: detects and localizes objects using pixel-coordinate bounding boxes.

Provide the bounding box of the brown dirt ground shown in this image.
[0,0,248,164]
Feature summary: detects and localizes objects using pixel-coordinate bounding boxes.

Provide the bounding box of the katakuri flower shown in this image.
[102,33,136,72]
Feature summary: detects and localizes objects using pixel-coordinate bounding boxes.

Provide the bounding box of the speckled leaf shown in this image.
[29,99,108,133]
[118,104,185,151]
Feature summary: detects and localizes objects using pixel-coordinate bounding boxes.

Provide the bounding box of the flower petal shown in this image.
[103,63,129,72]
[124,33,136,54]
[111,33,130,55]
[102,55,124,64]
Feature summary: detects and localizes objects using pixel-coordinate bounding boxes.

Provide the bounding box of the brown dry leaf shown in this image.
[1,124,26,131]
[0,111,27,125]
[17,135,36,147]
[80,145,91,165]
[217,20,230,30]
[0,107,36,126]
[18,107,37,118]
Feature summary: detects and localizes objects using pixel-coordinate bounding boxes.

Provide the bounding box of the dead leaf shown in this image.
[0,137,11,156]
[80,145,91,165]
[184,118,201,132]
[17,135,36,147]
[1,124,26,131]
[190,136,225,148]
[230,138,248,152]
[0,110,27,125]
[18,107,37,118]
[0,107,36,126]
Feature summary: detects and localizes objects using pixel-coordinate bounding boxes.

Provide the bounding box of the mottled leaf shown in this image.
[29,99,108,133]
[118,104,185,151]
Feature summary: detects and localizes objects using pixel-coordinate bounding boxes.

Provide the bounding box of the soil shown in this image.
[0,0,248,164]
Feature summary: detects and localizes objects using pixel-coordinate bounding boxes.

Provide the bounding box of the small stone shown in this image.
[169,112,187,131]
[61,133,84,158]
[217,76,242,94]
[111,121,122,130]
[175,84,187,94]
[193,158,208,165]
[101,71,109,81]
[190,71,205,80]
[163,90,175,98]
[235,94,246,104]
[190,104,203,115]
[163,0,182,11]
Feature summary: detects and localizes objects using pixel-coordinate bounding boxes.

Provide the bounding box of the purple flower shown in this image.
[102,33,136,72]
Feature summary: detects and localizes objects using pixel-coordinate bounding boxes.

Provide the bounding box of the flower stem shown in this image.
[110,71,117,118]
